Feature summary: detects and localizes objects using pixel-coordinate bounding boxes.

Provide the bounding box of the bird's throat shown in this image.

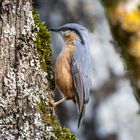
[64,43,76,54]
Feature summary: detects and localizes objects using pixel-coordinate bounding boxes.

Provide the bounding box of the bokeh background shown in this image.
[34,0,140,140]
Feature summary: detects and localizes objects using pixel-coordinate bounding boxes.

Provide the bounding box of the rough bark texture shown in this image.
[0,0,52,139]
[0,0,72,139]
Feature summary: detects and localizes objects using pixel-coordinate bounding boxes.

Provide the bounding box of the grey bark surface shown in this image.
[0,0,52,139]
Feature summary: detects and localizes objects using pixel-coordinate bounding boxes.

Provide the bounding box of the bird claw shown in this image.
[47,95,66,116]
[47,95,56,116]
[50,102,56,116]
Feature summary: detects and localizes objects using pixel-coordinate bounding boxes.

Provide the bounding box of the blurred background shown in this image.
[34,0,140,140]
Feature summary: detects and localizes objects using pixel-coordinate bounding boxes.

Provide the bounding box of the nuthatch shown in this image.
[49,23,92,128]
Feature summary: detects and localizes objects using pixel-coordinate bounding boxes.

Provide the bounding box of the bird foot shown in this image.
[48,95,56,116]
[48,95,66,116]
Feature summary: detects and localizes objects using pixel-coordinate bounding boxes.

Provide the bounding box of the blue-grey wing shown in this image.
[71,40,92,127]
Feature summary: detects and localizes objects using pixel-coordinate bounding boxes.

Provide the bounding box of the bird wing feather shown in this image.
[71,40,92,128]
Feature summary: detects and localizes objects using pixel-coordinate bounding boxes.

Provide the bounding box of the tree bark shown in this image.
[0,0,76,139]
[102,0,140,104]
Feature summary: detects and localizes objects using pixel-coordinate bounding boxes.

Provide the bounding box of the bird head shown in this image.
[49,23,89,45]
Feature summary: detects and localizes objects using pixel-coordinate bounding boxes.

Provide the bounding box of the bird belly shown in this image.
[55,54,74,99]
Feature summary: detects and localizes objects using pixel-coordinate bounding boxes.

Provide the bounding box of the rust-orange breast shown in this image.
[55,45,75,99]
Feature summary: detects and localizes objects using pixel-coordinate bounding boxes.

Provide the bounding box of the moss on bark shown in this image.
[33,10,77,140]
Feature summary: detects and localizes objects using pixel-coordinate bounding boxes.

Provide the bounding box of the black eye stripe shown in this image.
[73,29,85,45]
[49,26,85,45]
[61,27,69,31]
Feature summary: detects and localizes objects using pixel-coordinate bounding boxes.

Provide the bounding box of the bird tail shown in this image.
[78,103,86,128]
[73,93,86,128]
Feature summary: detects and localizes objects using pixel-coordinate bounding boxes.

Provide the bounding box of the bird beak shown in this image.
[48,28,60,32]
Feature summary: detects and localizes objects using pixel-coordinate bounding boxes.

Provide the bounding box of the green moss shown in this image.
[33,11,51,71]
[37,97,77,140]
[33,11,55,89]
[33,10,77,140]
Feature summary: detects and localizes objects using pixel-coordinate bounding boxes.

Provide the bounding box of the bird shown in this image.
[49,23,92,128]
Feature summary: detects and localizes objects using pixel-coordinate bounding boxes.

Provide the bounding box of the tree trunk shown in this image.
[102,0,140,104]
[0,0,76,139]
